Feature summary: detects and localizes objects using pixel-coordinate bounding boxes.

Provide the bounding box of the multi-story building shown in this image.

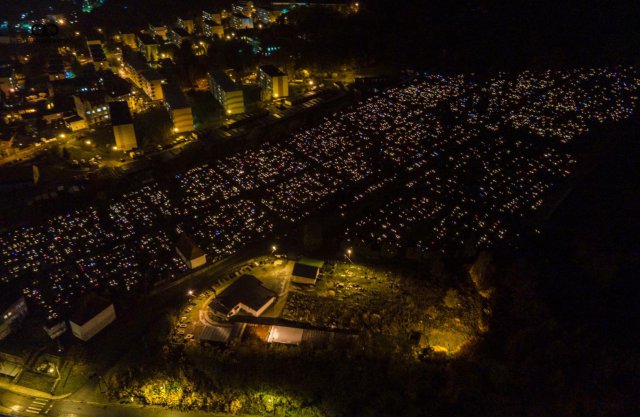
[271,0,356,14]
[65,114,88,131]
[203,19,224,39]
[148,23,168,40]
[0,65,17,96]
[137,33,160,61]
[170,27,191,47]
[176,17,195,34]
[162,83,194,133]
[239,32,280,55]
[232,1,254,17]
[0,289,28,341]
[230,13,254,30]
[202,10,222,24]
[115,32,138,50]
[259,64,289,100]
[121,52,166,101]
[73,92,110,126]
[109,101,137,150]
[88,44,109,71]
[255,6,282,24]
[208,71,245,115]
[47,54,66,81]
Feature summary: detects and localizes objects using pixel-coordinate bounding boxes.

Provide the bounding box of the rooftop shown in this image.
[175,233,205,260]
[292,262,319,280]
[70,294,112,326]
[108,101,132,125]
[161,83,189,109]
[137,33,157,45]
[260,65,286,77]
[172,27,190,38]
[209,71,241,92]
[212,275,276,315]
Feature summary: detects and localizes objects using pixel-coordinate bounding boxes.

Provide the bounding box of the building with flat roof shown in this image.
[211,275,276,318]
[208,71,245,115]
[202,11,222,24]
[255,6,282,24]
[148,23,168,40]
[203,19,224,39]
[259,64,288,100]
[43,320,67,339]
[175,233,206,269]
[109,101,137,151]
[232,1,254,17]
[170,27,191,46]
[291,258,324,284]
[88,44,109,71]
[0,288,28,341]
[69,294,116,341]
[162,83,194,133]
[73,92,110,126]
[231,13,254,30]
[177,17,195,34]
[137,33,160,61]
[121,51,166,101]
[65,114,88,131]
[0,66,17,96]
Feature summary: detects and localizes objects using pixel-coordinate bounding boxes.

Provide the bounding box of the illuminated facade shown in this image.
[73,93,110,126]
[69,295,116,341]
[122,52,166,101]
[208,71,245,115]
[109,101,137,151]
[162,83,194,133]
[259,65,288,100]
[0,291,28,341]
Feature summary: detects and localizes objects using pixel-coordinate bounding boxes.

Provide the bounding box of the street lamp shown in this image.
[271,245,277,254]
[112,145,118,151]
[345,249,353,263]
[188,289,194,296]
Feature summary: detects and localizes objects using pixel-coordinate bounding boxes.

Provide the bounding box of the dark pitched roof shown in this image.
[260,65,285,77]
[292,262,319,280]
[213,275,276,314]
[70,294,112,326]
[108,101,132,125]
[176,233,205,260]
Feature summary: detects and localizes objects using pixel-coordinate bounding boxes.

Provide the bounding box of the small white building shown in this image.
[267,326,304,345]
[69,295,116,341]
[176,233,206,269]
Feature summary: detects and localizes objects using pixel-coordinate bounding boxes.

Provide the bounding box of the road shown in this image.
[0,390,53,415]
[0,390,252,417]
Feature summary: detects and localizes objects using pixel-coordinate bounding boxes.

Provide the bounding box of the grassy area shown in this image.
[133,108,173,148]
[188,91,223,131]
[282,261,483,355]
